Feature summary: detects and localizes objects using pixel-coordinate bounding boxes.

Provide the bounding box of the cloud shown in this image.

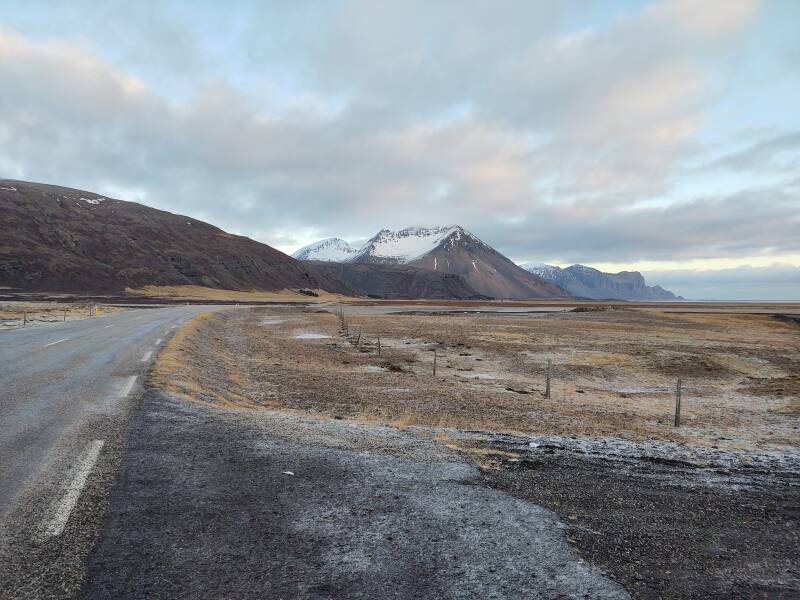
[1,0,795,280]
[702,131,800,172]
[642,263,800,301]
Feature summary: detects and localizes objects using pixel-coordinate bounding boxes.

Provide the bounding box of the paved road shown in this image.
[0,306,208,597]
[0,306,205,509]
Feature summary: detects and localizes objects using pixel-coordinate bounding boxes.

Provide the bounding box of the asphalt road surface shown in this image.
[1,305,630,599]
[0,306,207,597]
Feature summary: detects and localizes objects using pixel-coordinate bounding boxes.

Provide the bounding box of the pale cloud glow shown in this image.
[0,1,798,299]
[580,255,800,275]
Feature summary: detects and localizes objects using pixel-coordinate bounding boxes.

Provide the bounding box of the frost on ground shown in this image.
[293,332,331,339]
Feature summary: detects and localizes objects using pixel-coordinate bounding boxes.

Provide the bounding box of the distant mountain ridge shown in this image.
[522,263,680,301]
[295,226,566,299]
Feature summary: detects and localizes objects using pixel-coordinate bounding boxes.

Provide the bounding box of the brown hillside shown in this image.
[0,180,352,294]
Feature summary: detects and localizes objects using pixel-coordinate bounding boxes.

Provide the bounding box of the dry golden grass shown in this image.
[147,311,247,407]
[148,305,800,452]
[0,302,127,324]
[125,284,352,303]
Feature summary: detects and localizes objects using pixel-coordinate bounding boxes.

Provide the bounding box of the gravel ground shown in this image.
[82,390,630,599]
[471,434,800,599]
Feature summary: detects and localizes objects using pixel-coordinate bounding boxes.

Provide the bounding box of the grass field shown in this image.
[152,304,800,452]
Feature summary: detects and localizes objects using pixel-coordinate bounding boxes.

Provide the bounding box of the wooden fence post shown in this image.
[23,311,27,326]
[545,359,551,399]
[377,335,381,356]
[674,378,682,427]
[433,349,437,376]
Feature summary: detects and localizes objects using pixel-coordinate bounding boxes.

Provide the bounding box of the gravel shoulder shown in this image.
[81,390,629,599]
[469,434,800,599]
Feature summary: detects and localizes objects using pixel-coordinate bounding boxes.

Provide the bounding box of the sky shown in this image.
[0,0,798,300]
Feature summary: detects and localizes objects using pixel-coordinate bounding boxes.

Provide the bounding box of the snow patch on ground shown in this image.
[360,365,388,373]
[294,332,331,340]
[80,197,105,205]
[262,318,288,326]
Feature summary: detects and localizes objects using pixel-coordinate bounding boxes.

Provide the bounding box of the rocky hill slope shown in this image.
[522,263,680,300]
[308,261,487,300]
[0,180,351,294]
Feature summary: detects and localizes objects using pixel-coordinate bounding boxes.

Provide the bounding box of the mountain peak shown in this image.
[354,225,472,264]
[291,237,358,262]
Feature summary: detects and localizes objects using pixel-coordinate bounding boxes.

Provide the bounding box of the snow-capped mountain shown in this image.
[291,238,359,262]
[351,225,480,264]
[521,263,680,301]
[295,225,566,299]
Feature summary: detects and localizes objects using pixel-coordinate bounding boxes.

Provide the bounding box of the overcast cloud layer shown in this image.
[1,1,799,299]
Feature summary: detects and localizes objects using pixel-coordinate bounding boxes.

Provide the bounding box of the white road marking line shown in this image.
[44,338,68,347]
[103,324,115,329]
[44,440,105,537]
[141,351,152,362]
[120,375,138,398]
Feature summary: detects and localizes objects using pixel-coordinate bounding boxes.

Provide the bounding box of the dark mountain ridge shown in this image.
[308,260,487,300]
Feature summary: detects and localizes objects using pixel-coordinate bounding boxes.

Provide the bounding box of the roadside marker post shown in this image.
[23,311,27,326]
[377,335,381,356]
[433,349,437,376]
[674,378,682,427]
[63,309,67,322]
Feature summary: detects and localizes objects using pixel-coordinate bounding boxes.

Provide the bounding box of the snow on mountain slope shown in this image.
[520,263,561,278]
[292,238,359,262]
[353,226,472,264]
